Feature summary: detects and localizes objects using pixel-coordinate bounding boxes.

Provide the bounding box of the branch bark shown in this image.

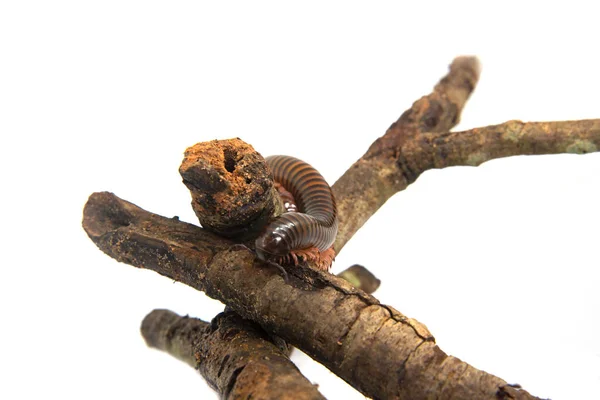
[179,138,284,241]
[337,265,380,295]
[80,57,600,399]
[402,119,600,170]
[141,309,325,400]
[82,191,537,399]
[140,266,379,399]
[333,118,600,255]
[332,56,481,253]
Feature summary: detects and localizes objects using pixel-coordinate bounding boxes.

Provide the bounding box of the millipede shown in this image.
[255,155,338,270]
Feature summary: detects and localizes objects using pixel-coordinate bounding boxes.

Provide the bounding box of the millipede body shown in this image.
[255,155,338,268]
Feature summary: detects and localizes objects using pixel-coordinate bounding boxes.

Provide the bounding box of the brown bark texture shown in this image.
[82,192,537,399]
[140,265,379,400]
[332,56,481,253]
[179,138,284,241]
[141,309,325,400]
[80,57,600,398]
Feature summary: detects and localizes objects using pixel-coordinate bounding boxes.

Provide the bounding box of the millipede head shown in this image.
[255,231,291,262]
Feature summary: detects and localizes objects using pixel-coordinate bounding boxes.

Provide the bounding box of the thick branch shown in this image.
[83,191,538,399]
[81,57,598,399]
[174,138,383,397]
[333,56,481,252]
[141,309,324,400]
[140,266,378,398]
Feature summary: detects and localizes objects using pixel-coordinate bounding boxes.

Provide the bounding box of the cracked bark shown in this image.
[83,191,537,399]
[140,266,379,400]
[80,57,600,399]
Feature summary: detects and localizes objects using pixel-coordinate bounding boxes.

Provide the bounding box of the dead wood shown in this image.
[402,119,600,170]
[141,309,325,400]
[179,138,284,241]
[83,191,537,399]
[333,56,481,253]
[139,266,379,399]
[79,57,600,399]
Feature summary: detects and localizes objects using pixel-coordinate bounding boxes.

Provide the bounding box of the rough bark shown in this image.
[332,56,481,253]
[139,266,379,399]
[179,138,284,241]
[141,309,325,400]
[403,119,600,170]
[79,57,599,399]
[83,191,538,399]
[333,116,600,255]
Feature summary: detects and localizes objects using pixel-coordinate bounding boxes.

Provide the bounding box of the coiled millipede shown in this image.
[255,155,338,271]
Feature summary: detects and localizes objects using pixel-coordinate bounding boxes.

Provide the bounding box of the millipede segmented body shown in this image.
[255,155,338,269]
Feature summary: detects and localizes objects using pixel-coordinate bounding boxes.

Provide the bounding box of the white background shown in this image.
[1,2,599,399]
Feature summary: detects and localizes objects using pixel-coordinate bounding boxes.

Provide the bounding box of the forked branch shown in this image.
[82,57,600,399]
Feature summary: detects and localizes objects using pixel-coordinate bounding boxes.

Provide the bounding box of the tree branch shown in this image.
[403,119,600,170]
[332,56,481,253]
[82,191,538,399]
[179,138,284,241]
[79,57,598,399]
[140,267,378,399]
[141,309,325,400]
